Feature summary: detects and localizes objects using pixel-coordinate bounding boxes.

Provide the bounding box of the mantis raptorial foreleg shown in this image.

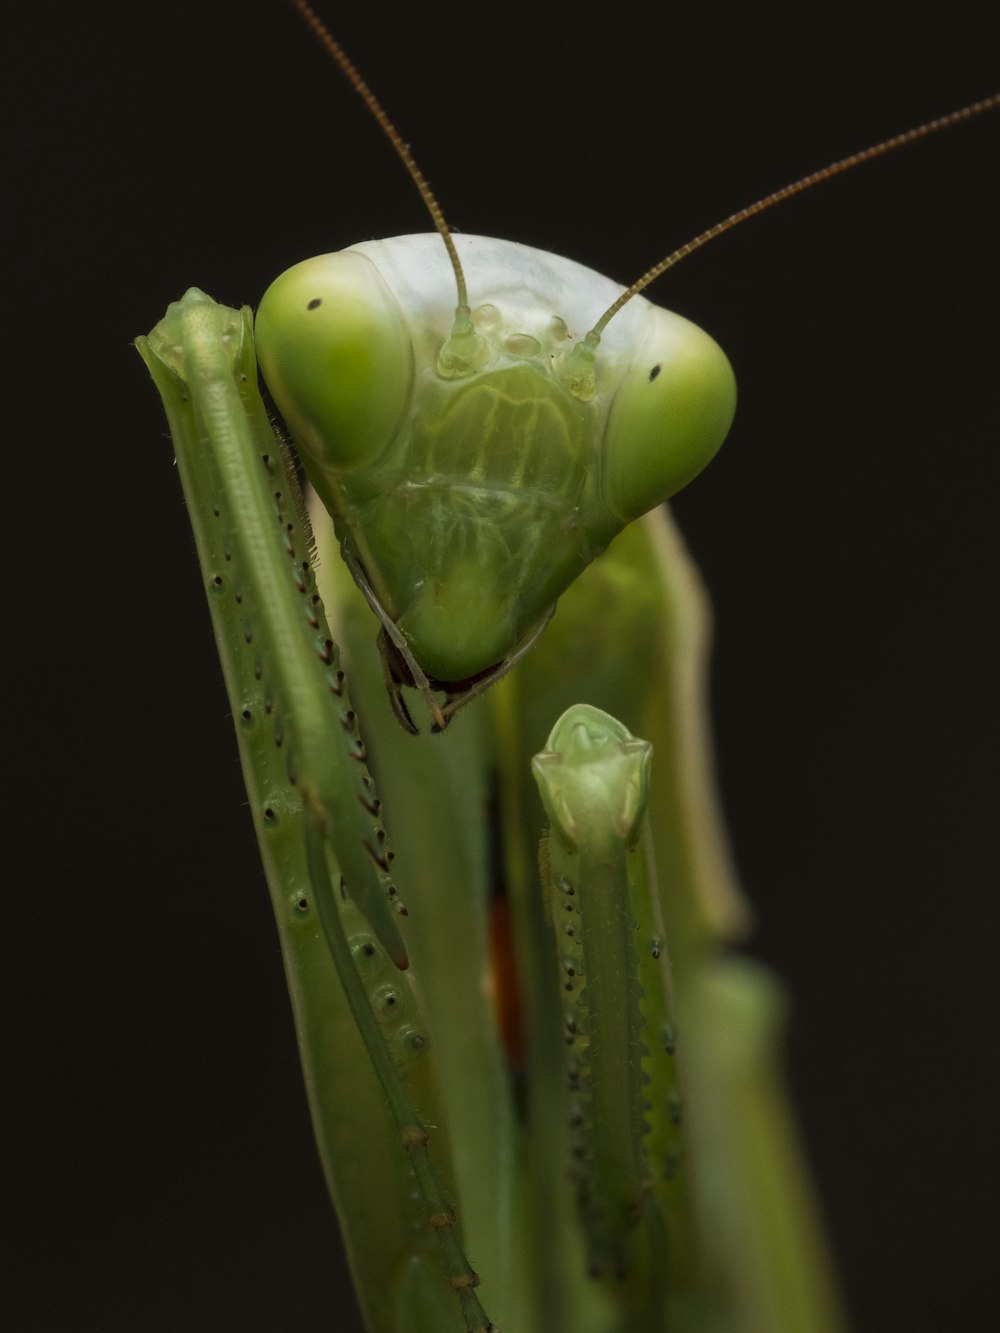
[533,706,662,1281]
[138,291,495,1333]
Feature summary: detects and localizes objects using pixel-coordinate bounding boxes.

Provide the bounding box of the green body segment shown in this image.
[681,961,848,1333]
[255,235,736,683]
[533,706,654,1276]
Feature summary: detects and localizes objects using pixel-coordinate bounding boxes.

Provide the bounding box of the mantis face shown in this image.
[255,233,735,706]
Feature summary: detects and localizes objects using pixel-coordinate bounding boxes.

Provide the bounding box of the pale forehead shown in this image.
[346,233,654,354]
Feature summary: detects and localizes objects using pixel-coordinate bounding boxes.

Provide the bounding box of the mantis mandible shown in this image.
[137,3,997,1329]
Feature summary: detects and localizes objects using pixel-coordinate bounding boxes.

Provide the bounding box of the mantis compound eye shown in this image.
[600,307,737,523]
[255,251,413,482]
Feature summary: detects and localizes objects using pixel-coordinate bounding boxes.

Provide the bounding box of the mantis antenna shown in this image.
[550,91,999,393]
[287,0,995,362]
[286,0,470,313]
[587,92,1000,338]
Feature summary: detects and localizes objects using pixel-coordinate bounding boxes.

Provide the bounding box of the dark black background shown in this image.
[7,1,998,1329]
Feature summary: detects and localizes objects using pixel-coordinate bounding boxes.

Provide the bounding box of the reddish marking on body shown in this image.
[488,894,525,1070]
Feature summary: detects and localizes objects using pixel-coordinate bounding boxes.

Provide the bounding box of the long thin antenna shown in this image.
[287,0,469,311]
[590,94,999,337]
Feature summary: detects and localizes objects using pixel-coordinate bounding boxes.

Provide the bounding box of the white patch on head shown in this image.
[346,234,655,374]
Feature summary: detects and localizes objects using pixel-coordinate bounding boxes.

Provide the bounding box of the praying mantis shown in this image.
[137,3,998,1329]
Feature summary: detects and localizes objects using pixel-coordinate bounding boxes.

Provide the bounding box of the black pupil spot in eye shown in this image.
[307,298,322,310]
[649,364,661,382]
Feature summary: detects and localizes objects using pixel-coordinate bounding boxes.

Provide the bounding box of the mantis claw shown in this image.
[377,628,448,732]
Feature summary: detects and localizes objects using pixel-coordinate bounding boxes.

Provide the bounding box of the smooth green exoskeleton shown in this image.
[255,236,736,705]
[533,706,656,1277]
